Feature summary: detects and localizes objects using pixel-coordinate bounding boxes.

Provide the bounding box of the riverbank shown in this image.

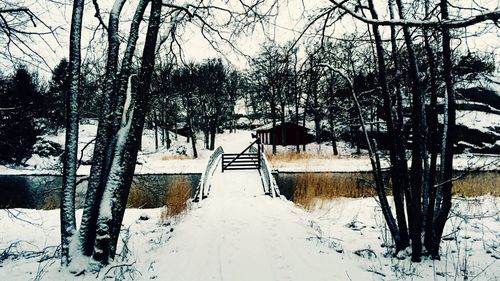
[1,126,498,176]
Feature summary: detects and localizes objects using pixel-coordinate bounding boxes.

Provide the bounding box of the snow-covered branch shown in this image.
[328,0,500,28]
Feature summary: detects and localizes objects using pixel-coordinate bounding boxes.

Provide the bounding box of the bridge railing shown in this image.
[250,144,280,198]
[193,146,224,202]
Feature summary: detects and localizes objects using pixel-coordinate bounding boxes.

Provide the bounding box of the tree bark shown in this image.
[188,114,198,158]
[209,116,217,150]
[78,0,147,257]
[154,109,159,150]
[394,0,426,262]
[431,0,456,258]
[367,0,409,252]
[91,0,162,265]
[423,0,441,255]
[271,88,277,154]
[387,0,412,249]
[60,0,84,266]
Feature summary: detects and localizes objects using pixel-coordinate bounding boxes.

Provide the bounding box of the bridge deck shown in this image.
[153,167,370,281]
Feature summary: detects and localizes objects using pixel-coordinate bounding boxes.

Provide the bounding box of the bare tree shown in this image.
[0,5,59,70]
[299,0,499,261]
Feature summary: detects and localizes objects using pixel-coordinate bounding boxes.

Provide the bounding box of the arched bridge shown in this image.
[193,137,280,202]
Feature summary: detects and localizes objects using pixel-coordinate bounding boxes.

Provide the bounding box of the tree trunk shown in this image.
[431,0,456,258]
[329,109,338,156]
[302,90,310,152]
[295,93,300,153]
[280,109,286,147]
[209,116,217,150]
[91,0,162,265]
[367,0,410,252]
[423,0,440,255]
[271,91,277,155]
[161,109,166,146]
[350,74,402,250]
[78,0,147,258]
[388,0,414,245]
[61,0,84,266]
[154,109,159,150]
[204,123,209,150]
[188,115,198,158]
[394,0,426,262]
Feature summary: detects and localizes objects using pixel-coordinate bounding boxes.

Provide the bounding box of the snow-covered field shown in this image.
[0,124,499,280]
[0,169,498,280]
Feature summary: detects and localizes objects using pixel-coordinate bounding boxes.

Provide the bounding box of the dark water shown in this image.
[2,171,497,208]
[0,174,200,209]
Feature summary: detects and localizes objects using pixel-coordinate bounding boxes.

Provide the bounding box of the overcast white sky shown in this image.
[3,0,499,76]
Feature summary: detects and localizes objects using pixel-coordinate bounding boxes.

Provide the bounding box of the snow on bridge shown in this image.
[151,142,372,281]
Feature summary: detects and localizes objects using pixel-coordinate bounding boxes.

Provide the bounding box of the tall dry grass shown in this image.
[160,178,192,222]
[453,172,500,197]
[161,154,192,160]
[265,151,332,165]
[292,173,376,210]
[291,172,499,210]
[127,185,158,208]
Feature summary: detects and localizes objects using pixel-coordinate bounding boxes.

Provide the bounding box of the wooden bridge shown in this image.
[193,137,279,202]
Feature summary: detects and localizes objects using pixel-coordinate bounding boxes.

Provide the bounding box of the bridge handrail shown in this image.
[222,138,260,171]
[193,146,224,202]
[250,144,280,198]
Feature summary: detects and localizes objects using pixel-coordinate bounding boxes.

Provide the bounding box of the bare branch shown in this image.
[327,0,500,28]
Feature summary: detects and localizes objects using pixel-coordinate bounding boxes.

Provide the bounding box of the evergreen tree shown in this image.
[0,66,41,164]
[46,58,70,133]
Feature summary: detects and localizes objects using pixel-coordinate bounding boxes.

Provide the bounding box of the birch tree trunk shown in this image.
[91,0,162,265]
[78,0,127,257]
[60,0,84,266]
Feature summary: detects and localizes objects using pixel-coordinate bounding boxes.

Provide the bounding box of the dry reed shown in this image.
[453,172,500,197]
[265,151,332,165]
[161,154,192,160]
[127,185,157,208]
[292,173,376,210]
[160,178,192,222]
[292,172,499,210]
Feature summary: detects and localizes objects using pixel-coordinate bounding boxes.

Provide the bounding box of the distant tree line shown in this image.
[146,58,241,157]
[0,59,108,164]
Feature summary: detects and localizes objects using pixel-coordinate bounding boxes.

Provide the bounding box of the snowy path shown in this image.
[151,167,371,281]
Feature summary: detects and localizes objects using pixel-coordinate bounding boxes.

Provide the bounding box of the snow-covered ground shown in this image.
[0,126,258,175]
[1,123,499,279]
[1,167,498,280]
[1,124,498,175]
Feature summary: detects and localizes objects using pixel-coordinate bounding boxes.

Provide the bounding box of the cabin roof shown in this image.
[255,121,309,132]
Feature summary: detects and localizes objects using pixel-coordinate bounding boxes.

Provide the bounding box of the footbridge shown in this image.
[193,137,280,202]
